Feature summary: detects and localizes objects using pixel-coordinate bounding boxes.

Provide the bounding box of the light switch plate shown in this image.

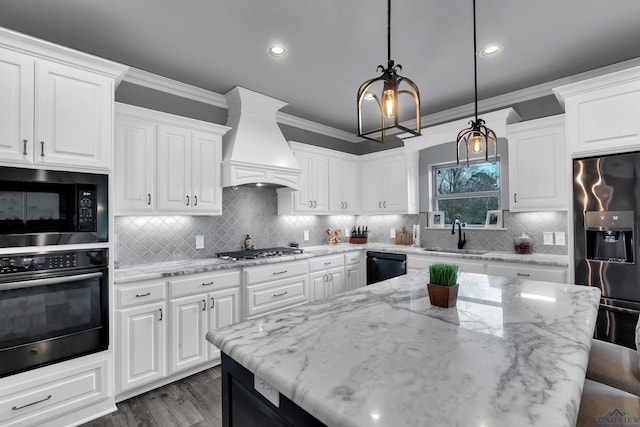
[303,230,309,241]
[195,235,204,249]
[390,228,396,238]
[542,232,554,245]
[554,231,566,246]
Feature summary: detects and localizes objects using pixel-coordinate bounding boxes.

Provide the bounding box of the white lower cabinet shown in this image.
[208,288,241,360]
[309,255,345,302]
[244,261,309,319]
[485,262,566,283]
[0,357,110,427]
[169,294,208,374]
[344,251,364,291]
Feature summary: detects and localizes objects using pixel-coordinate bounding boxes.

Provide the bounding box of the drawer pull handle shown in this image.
[211,297,215,309]
[272,270,288,275]
[13,394,52,410]
[202,281,214,286]
[159,308,163,321]
[202,299,206,311]
[273,291,288,297]
[147,194,151,205]
[324,262,332,266]
[516,273,530,277]
[40,141,45,157]
[22,139,28,156]
[136,292,151,297]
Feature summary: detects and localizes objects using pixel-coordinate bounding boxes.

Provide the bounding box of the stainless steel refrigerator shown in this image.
[574,152,640,349]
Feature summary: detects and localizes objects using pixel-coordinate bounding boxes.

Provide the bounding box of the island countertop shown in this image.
[206,270,600,427]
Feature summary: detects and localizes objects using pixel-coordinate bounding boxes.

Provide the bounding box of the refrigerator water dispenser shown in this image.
[585,210,634,263]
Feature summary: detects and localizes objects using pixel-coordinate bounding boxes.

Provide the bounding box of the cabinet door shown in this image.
[310,154,329,211]
[329,156,359,213]
[329,268,345,296]
[310,271,327,302]
[361,159,383,212]
[508,116,567,211]
[381,154,407,212]
[34,59,112,170]
[345,263,363,291]
[292,150,313,212]
[0,47,34,166]
[117,302,166,393]
[207,288,240,361]
[157,125,191,211]
[114,116,156,213]
[191,130,222,214]
[170,294,208,374]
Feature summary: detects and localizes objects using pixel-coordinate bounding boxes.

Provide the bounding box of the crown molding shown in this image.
[123,57,640,144]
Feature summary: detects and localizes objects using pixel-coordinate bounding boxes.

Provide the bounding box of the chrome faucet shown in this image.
[451,219,467,249]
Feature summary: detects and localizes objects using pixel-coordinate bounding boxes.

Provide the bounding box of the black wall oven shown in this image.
[0,248,108,377]
[0,166,108,248]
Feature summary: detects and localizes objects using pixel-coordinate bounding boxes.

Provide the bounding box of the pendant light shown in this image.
[456,0,497,165]
[357,0,421,143]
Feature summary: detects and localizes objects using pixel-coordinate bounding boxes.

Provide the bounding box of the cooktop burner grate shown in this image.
[216,247,303,261]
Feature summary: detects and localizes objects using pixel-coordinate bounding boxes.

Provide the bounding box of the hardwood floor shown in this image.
[82,367,222,427]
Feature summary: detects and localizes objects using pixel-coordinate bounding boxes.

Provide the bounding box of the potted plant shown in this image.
[427,263,459,308]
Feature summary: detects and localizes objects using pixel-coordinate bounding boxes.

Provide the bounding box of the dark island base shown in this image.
[221,353,326,427]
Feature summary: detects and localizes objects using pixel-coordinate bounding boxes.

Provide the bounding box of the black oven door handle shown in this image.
[0,272,103,291]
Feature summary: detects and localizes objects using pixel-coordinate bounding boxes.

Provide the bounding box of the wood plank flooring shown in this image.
[82,366,222,427]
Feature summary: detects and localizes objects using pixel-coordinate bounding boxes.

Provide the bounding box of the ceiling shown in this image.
[2,0,640,138]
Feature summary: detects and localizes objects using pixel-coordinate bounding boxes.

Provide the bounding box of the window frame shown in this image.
[432,157,502,227]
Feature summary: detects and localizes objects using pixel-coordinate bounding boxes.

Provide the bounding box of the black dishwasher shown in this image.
[366,251,407,285]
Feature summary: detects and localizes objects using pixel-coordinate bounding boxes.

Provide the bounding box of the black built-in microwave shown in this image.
[0,166,107,247]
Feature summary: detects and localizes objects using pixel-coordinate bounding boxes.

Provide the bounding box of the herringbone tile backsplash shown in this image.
[115,187,568,267]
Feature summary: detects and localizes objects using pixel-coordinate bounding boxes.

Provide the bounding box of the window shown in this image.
[433,160,500,225]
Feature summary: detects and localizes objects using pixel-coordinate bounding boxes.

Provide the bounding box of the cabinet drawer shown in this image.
[244,261,308,285]
[0,358,108,427]
[309,255,344,272]
[117,281,166,308]
[245,276,308,319]
[486,264,566,283]
[169,269,241,298]
[344,252,361,266]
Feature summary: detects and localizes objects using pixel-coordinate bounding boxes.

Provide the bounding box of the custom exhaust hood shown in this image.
[222,87,302,190]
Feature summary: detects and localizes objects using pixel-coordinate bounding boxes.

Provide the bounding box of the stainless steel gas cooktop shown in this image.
[216,247,303,261]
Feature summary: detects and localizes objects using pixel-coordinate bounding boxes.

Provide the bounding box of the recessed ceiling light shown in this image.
[268,45,287,57]
[480,44,503,57]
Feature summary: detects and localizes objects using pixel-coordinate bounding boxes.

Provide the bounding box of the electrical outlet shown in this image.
[303,230,309,241]
[254,374,280,407]
[390,228,396,238]
[542,232,554,245]
[195,235,204,249]
[554,231,566,246]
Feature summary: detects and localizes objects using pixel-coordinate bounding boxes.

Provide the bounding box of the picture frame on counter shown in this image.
[428,211,445,228]
[485,210,503,228]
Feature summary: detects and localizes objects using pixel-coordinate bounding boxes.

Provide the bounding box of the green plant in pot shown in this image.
[427,263,459,308]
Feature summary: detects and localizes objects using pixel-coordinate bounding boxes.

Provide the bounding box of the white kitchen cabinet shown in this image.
[361,149,418,214]
[277,143,330,214]
[117,301,167,393]
[0,357,110,427]
[114,115,156,212]
[507,115,567,211]
[244,261,309,319]
[406,253,485,275]
[485,262,566,283]
[554,66,640,156]
[114,103,229,215]
[309,255,345,302]
[344,251,364,290]
[0,43,125,171]
[328,155,360,213]
[168,270,241,373]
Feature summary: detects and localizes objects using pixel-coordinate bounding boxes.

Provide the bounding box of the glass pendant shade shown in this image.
[357,0,421,143]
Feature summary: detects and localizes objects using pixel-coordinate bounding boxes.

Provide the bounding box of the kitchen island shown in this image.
[206,269,600,427]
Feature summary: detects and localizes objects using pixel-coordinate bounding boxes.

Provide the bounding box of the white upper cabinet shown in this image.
[507,115,567,211]
[361,149,418,214]
[288,147,329,213]
[114,103,230,215]
[0,29,127,171]
[328,155,359,213]
[554,66,640,156]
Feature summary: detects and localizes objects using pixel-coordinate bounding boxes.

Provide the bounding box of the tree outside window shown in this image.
[433,160,500,225]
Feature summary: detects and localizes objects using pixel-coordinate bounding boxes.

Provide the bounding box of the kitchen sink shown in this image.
[422,247,489,255]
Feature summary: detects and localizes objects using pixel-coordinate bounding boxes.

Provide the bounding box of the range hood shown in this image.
[222,87,301,190]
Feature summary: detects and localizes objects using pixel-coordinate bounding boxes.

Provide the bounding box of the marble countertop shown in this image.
[114,243,569,284]
[207,270,600,427]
